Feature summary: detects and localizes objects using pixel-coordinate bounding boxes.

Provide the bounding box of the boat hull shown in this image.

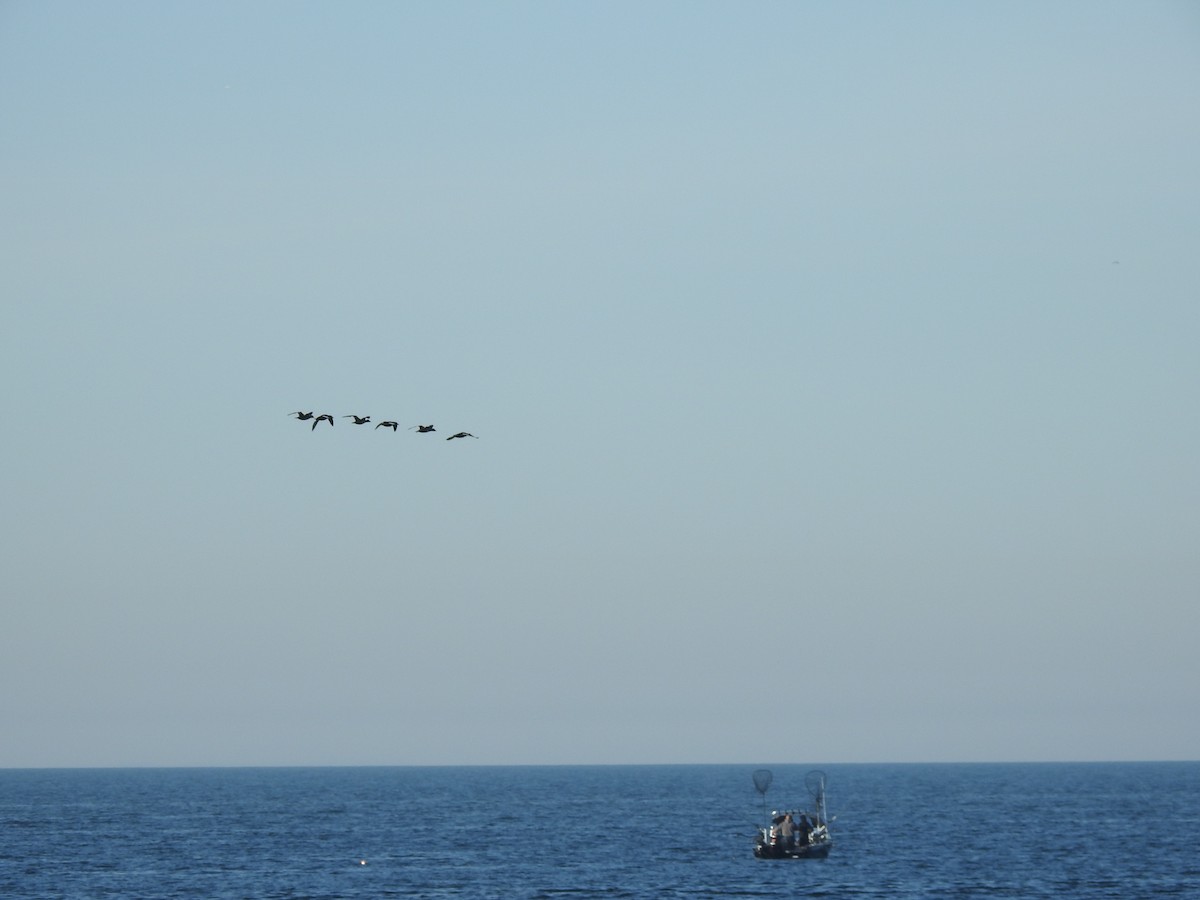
[753,837,832,859]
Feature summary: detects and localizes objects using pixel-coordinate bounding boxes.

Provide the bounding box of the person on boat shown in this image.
[768,814,786,845]
[796,813,812,845]
[780,813,795,849]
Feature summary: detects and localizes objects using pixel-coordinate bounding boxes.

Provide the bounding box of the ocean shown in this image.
[2,762,1197,898]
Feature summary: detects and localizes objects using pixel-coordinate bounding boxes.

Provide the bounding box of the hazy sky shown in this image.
[2,1,1197,767]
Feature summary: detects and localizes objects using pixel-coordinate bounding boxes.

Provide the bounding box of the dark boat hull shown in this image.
[754,837,832,859]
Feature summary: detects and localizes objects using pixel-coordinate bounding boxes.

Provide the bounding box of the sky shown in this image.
[1,1,1197,768]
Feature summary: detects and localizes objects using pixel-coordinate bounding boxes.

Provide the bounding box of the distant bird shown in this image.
[343,415,371,425]
[311,414,334,430]
[375,421,399,431]
[409,424,436,433]
[446,432,477,440]
[289,411,315,420]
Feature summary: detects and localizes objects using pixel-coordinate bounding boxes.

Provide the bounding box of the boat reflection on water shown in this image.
[751,769,833,859]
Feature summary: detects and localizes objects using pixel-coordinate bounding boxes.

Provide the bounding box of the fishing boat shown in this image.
[751,769,834,859]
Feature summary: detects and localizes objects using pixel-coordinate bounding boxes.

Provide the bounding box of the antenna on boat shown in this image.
[752,769,773,821]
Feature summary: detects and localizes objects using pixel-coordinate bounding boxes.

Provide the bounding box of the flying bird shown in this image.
[289,411,314,420]
[375,421,399,431]
[446,432,477,440]
[343,415,371,425]
[311,414,334,430]
[409,424,436,433]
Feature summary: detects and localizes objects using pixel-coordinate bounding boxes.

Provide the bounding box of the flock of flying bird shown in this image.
[289,411,477,440]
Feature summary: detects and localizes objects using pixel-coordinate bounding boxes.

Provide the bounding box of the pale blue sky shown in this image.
[2,1,1197,767]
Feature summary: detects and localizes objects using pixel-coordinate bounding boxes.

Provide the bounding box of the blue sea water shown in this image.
[2,762,1197,898]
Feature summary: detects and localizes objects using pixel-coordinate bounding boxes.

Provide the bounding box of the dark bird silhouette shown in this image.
[409,424,436,433]
[343,415,371,425]
[289,411,314,420]
[375,421,399,431]
[311,414,334,430]
[446,432,477,440]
